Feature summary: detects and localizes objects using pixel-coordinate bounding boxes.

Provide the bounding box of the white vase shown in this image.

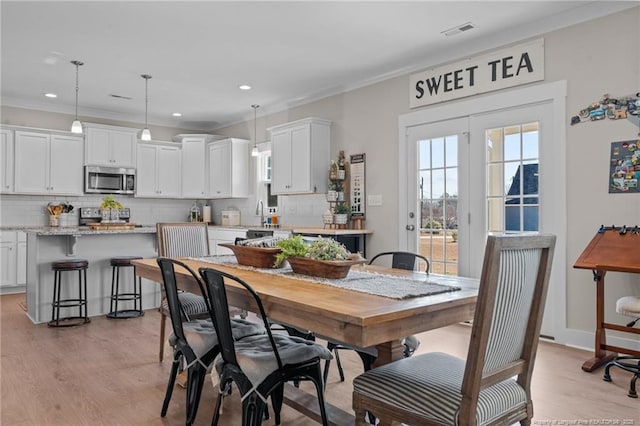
[334,214,348,225]
[327,190,338,202]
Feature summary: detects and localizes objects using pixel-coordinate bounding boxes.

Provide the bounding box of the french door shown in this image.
[404,97,564,339]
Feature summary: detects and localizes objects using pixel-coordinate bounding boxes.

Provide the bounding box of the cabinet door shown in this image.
[0,238,16,288]
[85,127,111,166]
[181,137,206,198]
[271,130,292,194]
[0,129,14,193]
[208,141,231,198]
[14,131,49,194]
[136,144,159,196]
[49,135,83,195]
[110,130,137,167]
[157,146,181,197]
[289,125,312,193]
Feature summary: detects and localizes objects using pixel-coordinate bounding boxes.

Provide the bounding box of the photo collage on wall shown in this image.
[609,139,640,193]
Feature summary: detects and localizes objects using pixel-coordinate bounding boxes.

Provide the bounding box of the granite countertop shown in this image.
[20,226,157,236]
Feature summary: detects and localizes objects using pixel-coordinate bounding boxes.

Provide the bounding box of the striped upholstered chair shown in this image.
[353,234,556,426]
[157,222,212,362]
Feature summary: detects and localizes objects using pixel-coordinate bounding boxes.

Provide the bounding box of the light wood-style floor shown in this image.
[1,293,637,425]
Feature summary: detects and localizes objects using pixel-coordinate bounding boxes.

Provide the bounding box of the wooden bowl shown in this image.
[286,256,365,279]
[218,243,282,269]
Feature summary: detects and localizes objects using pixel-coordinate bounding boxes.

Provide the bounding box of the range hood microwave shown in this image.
[84,166,136,195]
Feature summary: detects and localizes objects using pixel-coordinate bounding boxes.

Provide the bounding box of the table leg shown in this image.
[373,339,405,368]
[582,270,617,372]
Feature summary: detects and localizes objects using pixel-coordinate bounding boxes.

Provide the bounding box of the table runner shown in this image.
[189,255,461,300]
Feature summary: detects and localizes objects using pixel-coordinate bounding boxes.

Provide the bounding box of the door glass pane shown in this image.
[485,122,540,233]
[418,135,458,275]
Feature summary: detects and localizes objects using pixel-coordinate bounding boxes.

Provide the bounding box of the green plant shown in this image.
[275,235,308,267]
[334,203,350,215]
[100,194,123,210]
[307,237,349,261]
[423,218,442,230]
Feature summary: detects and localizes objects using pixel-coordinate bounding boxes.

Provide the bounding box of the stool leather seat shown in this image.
[110,256,143,267]
[49,258,90,327]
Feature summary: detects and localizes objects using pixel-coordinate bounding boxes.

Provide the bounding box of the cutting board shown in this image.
[87,222,137,230]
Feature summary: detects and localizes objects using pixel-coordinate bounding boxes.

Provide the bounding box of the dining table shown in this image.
[132,256,479,425]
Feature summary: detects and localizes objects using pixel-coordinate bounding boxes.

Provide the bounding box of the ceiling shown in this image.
[1,1,635,131]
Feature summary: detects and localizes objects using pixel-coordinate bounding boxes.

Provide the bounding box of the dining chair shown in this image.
[157,258,264,426]
[199,267,332,426]
[352,234,556,426]
[323,250,426,385]
[156,222,212,363]
[603,295,640,398]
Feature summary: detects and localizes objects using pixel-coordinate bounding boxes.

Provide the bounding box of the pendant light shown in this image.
[70,60,84,134]
[140,74,152,141]
[251,104,260,157]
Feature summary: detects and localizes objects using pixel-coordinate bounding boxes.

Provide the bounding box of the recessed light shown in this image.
[172,112,182,117]
[238,84,251,91]
[44,93,57,98]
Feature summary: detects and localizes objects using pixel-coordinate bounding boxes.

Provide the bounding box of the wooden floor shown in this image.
[1,293,637,425]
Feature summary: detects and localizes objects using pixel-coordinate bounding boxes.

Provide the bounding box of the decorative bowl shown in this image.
[286,255,366,279]
[218,243,282,268]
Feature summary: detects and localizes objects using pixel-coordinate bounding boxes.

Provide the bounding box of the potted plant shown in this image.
[100,194,124,221]
[333,202,350,225]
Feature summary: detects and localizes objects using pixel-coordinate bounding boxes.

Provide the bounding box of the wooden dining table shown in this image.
[132,257,479,425]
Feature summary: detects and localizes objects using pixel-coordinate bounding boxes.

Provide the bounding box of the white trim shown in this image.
[398,79,569,344]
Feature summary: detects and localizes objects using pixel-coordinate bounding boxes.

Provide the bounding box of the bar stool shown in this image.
[107,256,144,319]
[49,259,90,327]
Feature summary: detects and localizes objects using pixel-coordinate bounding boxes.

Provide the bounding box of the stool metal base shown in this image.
[106,309,145,319]
[48,316,91,328]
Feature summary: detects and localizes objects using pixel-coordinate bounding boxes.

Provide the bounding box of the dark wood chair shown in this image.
[353,234,556,426]
[368,251,430,273]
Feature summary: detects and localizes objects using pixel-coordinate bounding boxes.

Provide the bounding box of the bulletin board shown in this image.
[609,139,640,193]
[350,153,366,219]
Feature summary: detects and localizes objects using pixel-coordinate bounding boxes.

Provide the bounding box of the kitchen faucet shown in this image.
[256,200,264,227]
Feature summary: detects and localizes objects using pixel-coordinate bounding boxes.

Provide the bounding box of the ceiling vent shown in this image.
[442,22,475,37]
[109,94,133,100]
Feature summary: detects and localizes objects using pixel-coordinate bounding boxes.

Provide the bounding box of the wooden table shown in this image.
[573,227,640,372]
[133,258,479,424]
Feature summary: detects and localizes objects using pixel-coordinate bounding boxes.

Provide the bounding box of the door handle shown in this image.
[406,225,415,231]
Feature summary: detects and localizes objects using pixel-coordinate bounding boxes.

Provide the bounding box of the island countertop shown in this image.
[22,226,157,236]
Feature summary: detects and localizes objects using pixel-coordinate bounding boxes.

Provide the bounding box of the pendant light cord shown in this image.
[252,104,259,150]
[71,60,83,120]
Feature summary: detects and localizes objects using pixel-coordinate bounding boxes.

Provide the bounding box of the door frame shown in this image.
[398,80,568,343]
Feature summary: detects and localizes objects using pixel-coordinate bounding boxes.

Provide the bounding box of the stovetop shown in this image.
[79,207,131,225]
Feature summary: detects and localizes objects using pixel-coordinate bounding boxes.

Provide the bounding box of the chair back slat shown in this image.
[460,234,555,422]
[157,222,210,258]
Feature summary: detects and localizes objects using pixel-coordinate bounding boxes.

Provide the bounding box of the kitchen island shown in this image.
[23,226,160,324]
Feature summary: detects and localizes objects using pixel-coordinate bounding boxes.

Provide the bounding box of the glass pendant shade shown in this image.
[140,128,151,141]
[70,60,84,134]
[251,146,260,157]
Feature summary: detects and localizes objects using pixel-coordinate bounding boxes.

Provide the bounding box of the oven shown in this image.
[84,166,136,195]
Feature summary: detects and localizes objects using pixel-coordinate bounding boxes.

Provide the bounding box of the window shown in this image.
[257,147,278,212]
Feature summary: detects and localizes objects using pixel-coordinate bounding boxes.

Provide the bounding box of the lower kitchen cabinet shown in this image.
[0,231,26,292]
[208,227,247,255]
[136,142,182,198]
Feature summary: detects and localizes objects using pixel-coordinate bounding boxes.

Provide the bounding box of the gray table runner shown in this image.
[190,255,461,300]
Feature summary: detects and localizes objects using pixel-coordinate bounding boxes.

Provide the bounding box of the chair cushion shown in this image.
[616,296,640,318]
[161,292,209,318]
[353,352,527,426]
[218,334,332,389]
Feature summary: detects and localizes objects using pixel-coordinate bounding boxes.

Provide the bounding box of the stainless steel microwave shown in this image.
[84,166,136,194]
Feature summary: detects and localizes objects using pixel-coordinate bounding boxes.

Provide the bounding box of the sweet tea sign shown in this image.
[409,39,544,108]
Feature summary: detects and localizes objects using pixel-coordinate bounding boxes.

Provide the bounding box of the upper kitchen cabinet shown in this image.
[84,123,137,167]
[207,138,249,199]
[174,134,224,199]
[136,141,182,198]
[268,117,330,195]
[14,130,83,195]
[0,129,14,193]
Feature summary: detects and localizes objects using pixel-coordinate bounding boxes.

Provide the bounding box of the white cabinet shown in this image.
[136,142,182,198]
[0,231,26,290]
[84,123,137,167]
[207,138,249,199]
[268,117,330,194]
[208,227,247,255]
[174,134,224,199]
[14,130,84,195]
[0,129,14,193]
